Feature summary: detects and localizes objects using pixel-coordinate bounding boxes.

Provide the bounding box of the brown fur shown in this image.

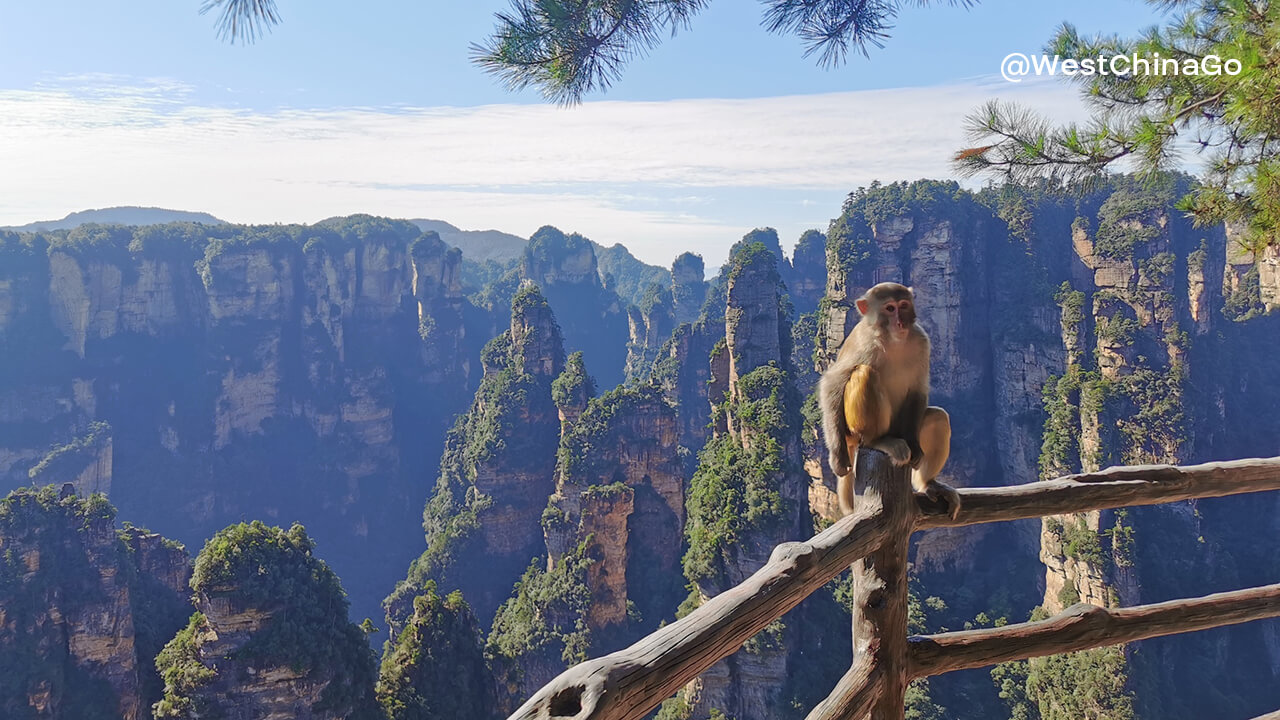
[819,282,959,517]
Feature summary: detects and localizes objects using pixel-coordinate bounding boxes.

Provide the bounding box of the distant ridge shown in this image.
[3,206,227,232]
[409,219,528,264]
[4,208,672,304]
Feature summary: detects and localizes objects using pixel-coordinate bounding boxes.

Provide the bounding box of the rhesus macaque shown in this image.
[818,282,959,518]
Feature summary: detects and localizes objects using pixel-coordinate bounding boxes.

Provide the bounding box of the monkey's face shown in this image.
[857,283,917,342]
[855,281,916,340]
[879,297,916,341]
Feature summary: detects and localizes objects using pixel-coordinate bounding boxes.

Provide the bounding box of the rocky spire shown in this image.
[671,252,708,325]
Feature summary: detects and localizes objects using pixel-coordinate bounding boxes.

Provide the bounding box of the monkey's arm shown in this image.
[898,391,928,469]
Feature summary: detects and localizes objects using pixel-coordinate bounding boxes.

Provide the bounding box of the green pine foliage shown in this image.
[156,521,379,718]
[957,4,1280,252]
[557,383,666,480]
[1093,183,1173,260]
[683,363,797,586]
[992,660,1038,720]
[487,540,595,666]
[27,421,112,482]
[0,231,49,279]
[825,180,979,294]
[1061,517,1108,569]
[151,614,216,719]
[1224,264,1267,321]
[1026,646,1135,720]
[552,351,596,409]
[377,581,498,720]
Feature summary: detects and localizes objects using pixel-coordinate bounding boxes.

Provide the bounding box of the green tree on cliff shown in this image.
[377,581,499,720]
[154,521,380,719]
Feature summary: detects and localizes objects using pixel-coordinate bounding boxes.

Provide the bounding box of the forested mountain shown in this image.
[1,179,1277,719]
[2,207,227,232]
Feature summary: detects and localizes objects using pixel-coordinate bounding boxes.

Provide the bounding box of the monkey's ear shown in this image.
[855,297,870,315]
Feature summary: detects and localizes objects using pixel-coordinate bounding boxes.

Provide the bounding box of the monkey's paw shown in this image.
[924,481,963,520]
[873,438,912,466]
[828,451,851,478]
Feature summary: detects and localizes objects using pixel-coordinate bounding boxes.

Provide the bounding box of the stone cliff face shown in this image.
[1030,182,1280,717]
[7,184,1280,720]
[484,378,685,701]
[549,384,685,628]
[680,237,809,720]
[819,188,1014,586]
[671,252,709,325]
[401,285,566,626]
[653,316,723,467]
[0,218,477,629]
[789,229,827,315]
[473,290,565,593]
[154,522,378,720]
[625,286,675,383]
[521,226,630,389]
[809,180,1280,717]
[0,486,191,720]
[163,595,336,720]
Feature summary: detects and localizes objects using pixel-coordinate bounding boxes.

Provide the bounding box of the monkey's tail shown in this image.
[818,357,857,476]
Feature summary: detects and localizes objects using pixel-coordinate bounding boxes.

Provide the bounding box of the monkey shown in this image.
[818,282,960,519]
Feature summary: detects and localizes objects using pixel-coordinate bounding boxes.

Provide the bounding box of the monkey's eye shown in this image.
[885,305,896,313]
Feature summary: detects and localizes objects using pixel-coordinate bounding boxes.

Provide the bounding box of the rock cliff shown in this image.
[815,179,1280,717]
[1029,178,1280,718]
[677,236,809,720]
[0,486,191,720]
[671,252,709,325]
[395,285,565,625]
[789,229,828,315]
[624,284,675,383]
[0,218,478,629]
[521,227,630,388]
[153,521,378,720]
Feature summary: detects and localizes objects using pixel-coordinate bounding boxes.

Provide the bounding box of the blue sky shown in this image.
[0,1,1171,268]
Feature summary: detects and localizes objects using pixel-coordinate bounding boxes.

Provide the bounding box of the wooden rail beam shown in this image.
[807,450,914,720]
[908,583,1280,679]
[505,468,894,720]
[916,457,1280,529]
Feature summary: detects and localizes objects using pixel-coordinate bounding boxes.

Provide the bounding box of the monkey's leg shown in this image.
[837,365,891,515]
[913,407,960,519]
[846,366,910,465]
[843,365,891,446]
[837,434,859,516]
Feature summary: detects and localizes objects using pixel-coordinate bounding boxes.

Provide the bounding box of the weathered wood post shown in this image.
[809,449,914,720]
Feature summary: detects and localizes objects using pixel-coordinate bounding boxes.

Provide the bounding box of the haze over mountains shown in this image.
[4,207,678,293]
[1,207,228,232]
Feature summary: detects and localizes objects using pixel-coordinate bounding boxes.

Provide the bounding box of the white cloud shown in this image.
[0,76,1089,268]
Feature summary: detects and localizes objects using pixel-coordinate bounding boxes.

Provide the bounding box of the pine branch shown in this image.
[200,0,280,44]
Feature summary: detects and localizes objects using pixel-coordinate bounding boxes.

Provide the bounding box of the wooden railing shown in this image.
[507,455,1280,720]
